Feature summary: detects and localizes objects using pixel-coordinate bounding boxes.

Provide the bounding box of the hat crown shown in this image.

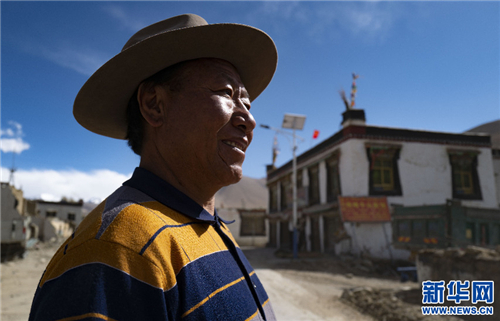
[122,14,208,51]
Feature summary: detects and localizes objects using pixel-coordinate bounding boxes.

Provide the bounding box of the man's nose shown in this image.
[232,105,256,134]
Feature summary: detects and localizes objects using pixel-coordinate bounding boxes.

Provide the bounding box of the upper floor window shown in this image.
[448,150,482,200]
[308,164,320,205]
[280,174,292,210]
[268,182,278,213]
[46,211,57,218]
[366,144,402,196]
[239,210,266,236]
[326,152,341,202]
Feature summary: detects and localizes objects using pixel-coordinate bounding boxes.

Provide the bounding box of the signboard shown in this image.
[338,196,391,222]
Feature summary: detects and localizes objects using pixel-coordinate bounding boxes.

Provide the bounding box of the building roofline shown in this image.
[35,200,84,207]
[267,125,492,181]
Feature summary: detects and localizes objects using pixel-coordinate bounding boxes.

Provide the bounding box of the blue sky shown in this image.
[1,1,499,201]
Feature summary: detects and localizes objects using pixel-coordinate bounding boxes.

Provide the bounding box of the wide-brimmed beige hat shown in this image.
[73,13,278,139]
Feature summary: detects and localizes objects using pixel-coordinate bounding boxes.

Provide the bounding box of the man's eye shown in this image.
[220,88,233,96]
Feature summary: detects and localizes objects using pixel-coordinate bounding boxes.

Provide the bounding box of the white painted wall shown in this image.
[337,139,498,209]
[338,140,369,197]
[397,142,451,206]
[342,222,409,260]
[36,203,83,226]
[1,184,26,244]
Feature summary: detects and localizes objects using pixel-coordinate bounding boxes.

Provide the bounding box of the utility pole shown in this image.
[261,113,306,259]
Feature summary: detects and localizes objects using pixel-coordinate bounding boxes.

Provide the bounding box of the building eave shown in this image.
[267,125,492,183]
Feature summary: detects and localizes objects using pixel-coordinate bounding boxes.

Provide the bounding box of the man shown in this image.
[29,14,278,321]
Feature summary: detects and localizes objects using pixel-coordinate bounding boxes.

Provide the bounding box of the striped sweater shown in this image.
[29,167,275,321]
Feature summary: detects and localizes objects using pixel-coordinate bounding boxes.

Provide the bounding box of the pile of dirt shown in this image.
[341,287,463,321]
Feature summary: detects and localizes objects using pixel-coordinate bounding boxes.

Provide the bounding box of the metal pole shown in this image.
[292,129,298,259]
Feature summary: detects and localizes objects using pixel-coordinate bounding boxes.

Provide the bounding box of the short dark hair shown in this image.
[126,61,188,155]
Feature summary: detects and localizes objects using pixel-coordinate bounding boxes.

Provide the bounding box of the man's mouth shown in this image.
[222,140,246,153]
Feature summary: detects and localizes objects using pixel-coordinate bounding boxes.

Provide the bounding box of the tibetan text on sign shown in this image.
[338,196,391,222]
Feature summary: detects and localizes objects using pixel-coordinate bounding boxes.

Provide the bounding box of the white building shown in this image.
[35,200,84,226]
[1,183,27,260]
[31,200,84,241]
[266,109,499,260]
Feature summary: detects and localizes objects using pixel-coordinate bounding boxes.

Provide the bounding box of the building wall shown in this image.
[338,139,498,209]
[493,155,500,207]
[341,222,408,260]
[267,128,498,260]
[218,209,269,247]
[1,184,26,244]
[338,141,369,197]
[36,202,83,226]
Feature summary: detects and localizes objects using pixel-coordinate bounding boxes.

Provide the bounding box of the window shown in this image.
[269,183,278,213]
[412,220,425,238]
[326,153,341,202]
[448,150,482,200]
[466,222,475,244]
[239,210,266,236]
[366,145,402,196]
[68,213,76,221]
[308,164,320,205]
[480,223,489,246]
[397,221,411,237]
[427,220,440,237]
[280,174,292,210]
[46,211,57,218]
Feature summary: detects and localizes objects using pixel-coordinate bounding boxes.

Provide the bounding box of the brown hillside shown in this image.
[215,176,267,210]
[465,119,500,149]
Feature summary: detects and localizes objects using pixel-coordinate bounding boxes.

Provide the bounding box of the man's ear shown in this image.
[137,82,165,128]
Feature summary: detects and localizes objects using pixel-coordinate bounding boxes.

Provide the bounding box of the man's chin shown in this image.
[220,165,243,187]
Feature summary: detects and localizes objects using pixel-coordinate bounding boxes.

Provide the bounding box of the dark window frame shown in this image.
[326,152,341,203]
[366,144,403,196]
[46,211,57,218]
[268,182,278,213]
[308,164,320,205]
[239,210,266,236]
[448,150,482,200]
[280,174,292,210]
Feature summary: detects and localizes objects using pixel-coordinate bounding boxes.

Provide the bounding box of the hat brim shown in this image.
[73,23,278,139]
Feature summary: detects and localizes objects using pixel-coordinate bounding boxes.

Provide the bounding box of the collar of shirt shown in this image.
[122,167,233,225]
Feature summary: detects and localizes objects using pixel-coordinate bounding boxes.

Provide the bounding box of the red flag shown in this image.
[313,130,320,139]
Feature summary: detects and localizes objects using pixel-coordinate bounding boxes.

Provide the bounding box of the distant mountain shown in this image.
[81,176,268,216]
[465,119,500,149]
[215,176,267,210]
[82,200,100,216]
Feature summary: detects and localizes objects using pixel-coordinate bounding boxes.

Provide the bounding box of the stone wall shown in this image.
[417,246,500,320]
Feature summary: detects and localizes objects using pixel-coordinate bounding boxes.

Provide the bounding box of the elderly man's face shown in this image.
[156,59,256,187]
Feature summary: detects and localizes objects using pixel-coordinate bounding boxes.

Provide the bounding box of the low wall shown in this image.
[417,246,500,320]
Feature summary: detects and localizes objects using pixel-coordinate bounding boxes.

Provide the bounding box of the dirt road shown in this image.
[1,243,413,320]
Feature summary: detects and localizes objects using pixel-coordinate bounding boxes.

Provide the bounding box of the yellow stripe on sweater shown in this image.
[182,271,256,318]
[57,312,117,321]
